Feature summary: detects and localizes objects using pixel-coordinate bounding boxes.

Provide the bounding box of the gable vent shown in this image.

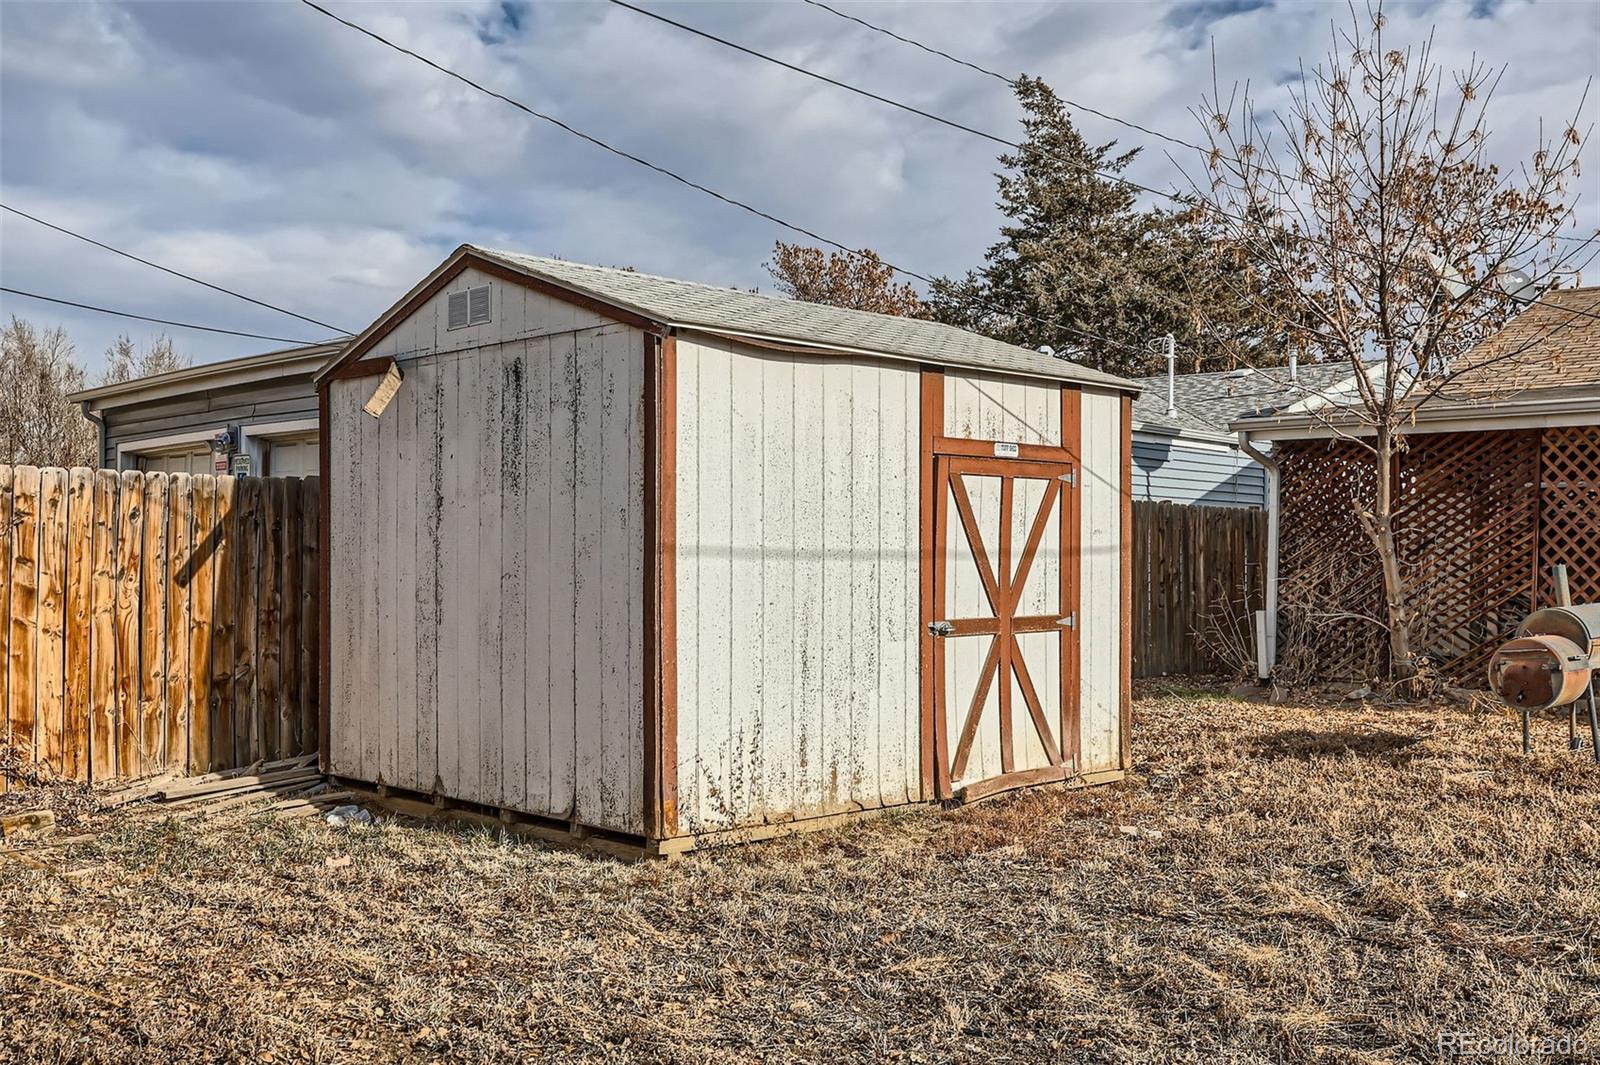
[447,284,491,329]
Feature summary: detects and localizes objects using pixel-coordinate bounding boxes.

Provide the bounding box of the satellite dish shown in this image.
[1037,345,1056,358]
[1497,267,1536,301]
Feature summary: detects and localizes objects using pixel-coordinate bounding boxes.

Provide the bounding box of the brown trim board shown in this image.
[1119,392,1133,771]
[1061,385,1082,772]
[918,366,944,801]
[322,253,662,378]
[317,383,331,773]
[655,334,679,838]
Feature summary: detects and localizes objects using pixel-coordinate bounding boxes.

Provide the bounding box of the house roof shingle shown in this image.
[468,247,1139,392]
[1451,286,1600,396]
[1133,361,1356,438]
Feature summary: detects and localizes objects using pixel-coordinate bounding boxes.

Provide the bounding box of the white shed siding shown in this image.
[944,370,1063,446]
[328,280,646,834]
[673,334,922,832]
[1078,388,1123,771]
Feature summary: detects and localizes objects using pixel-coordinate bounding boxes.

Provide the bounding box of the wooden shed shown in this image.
[316,245,1138,853]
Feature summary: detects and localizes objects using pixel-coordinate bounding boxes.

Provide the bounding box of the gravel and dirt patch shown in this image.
[3,687,1598,1063]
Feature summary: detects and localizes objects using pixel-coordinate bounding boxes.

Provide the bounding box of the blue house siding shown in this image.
[1132,434,1265,509]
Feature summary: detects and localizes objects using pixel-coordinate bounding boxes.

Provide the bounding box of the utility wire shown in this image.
[801,0,1598,248]
[1,203,353,334]
[800,0,1014,85]
[0,287,324,345]
[297,0,1154,361]
[302,0,1600,366]
[798,0,1211,155]
[611,0,1600,293]
[606,0,1012,148]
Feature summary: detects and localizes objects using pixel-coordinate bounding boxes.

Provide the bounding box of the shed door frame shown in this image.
[917,369,1084,804]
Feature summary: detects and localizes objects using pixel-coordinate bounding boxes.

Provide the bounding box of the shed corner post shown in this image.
[1120,391,1133,772]
[646,330,679,842]
[1061,384,1083,773]
[317,379,332,775]
[918,365,944,802]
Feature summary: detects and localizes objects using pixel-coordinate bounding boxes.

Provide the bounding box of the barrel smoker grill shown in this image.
[1487,603,1600,762]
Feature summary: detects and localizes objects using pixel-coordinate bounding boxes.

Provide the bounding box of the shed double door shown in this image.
[931,447,1079,799]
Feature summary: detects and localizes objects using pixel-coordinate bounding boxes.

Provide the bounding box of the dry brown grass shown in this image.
[4,688,1599,1063]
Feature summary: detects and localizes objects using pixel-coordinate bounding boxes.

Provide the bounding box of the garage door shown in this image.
[138,447,213,476]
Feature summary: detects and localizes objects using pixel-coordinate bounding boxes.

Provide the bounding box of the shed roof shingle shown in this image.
[469,246,1138,392]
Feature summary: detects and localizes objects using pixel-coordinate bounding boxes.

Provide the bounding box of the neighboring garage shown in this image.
[318,244,1139,853]
[72,341,342,478]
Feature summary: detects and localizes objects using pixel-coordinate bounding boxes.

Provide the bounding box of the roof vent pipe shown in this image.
[1289,351,1298,385]
[1164,333,1176,417]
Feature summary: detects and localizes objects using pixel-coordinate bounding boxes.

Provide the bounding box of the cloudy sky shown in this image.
[2,0,1596,374]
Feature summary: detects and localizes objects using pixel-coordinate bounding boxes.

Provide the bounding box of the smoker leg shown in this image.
[1522,708,1532,755]
[1571,699,1581,751]
[1587,687,1600,765]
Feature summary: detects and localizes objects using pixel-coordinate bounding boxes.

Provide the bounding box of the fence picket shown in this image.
[114,471,144,776]
[165,474,193,770]
[36,469,69,774]
[188,475,217,774]
[90,471,119,781]
[210,477,238,770]
[0,466,10,792]
[8,467,40,771]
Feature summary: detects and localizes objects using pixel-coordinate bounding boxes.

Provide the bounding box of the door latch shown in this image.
[927,620,955,637]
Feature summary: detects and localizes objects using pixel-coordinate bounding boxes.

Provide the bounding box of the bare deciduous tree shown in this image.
[102,332,189,385]
[765,242,925,317]
[0,317,95,468]
[1191,3,1593,683]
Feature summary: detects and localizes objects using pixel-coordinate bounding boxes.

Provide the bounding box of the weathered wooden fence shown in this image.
[1132,500,1267,678]
[0,465,319,787]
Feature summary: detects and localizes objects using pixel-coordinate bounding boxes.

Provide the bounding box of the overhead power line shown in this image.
[798,0,1211,155]
[606,0,1600,326]
[0,287,323,345]
[606,0,1012,148]
[297,0,1154,361]
[800,0,1598,249]
[799,0,1014,85]
[302,0,1600,367]
[1,203,353,334]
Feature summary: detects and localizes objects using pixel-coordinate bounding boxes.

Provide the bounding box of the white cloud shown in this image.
[1,0,1594,373]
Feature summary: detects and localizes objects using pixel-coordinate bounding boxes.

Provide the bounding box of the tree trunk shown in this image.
[1365,428,1416,684]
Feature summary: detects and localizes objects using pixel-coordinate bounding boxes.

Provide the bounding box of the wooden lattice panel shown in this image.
[1273,426,1594,686]
[1276,439,1387,682]
[1395,430,1540,683]
[1538,425,1600,606]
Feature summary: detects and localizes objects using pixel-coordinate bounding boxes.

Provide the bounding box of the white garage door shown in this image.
[266,436,319,478]
[138,446,214,476]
